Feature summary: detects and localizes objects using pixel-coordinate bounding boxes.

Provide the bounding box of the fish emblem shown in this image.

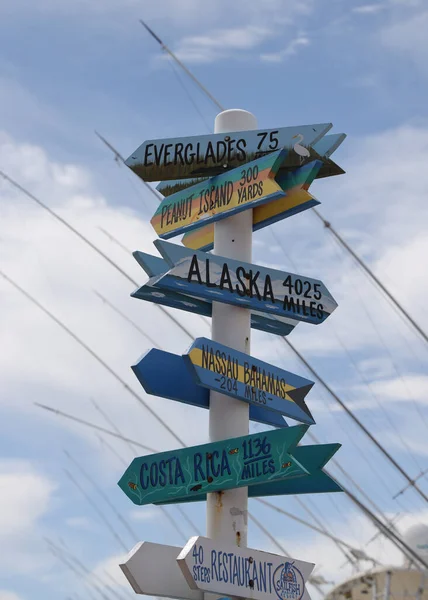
[128,482,138,490]
[282,462,292,469]
[229,448,239,455]
[190,484,202,492]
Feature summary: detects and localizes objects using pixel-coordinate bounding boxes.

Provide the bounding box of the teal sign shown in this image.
[118,426,309,506]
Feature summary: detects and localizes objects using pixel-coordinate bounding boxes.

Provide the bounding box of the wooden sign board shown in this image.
[184,337,315,424]
[125,123,332,182]
[156,443,342,505]
[156,132,346,198]
[181,161,322,251]
[177,536,315,600]
[152,240,338,325]
[151,149,289,240]
[118,426,309,506]
[132,348,289,430]
[132,251,300,337]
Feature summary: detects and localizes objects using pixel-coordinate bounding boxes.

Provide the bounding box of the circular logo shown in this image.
[273,562,305,600]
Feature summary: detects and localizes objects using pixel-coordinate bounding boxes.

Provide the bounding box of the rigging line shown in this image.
[98,227,132,254]
[312,207,428,348]
[326,230,428,430]
[93,290,160,349]
[281,335,428,504]
[64,449,140,545]
[1,270,185,447]
[166,56,212,133]
[97,434,130,467]
[63,468,129,552]
[394,466,428,500]
[0,168,195,344]
[328,317,424,473]
[293,495,358,567]
[91,398,202,537]
[248,512,325,596]
[139,19,224,112]
[95,131,163,203]
[305,429,399,533]
[35,402,155,452]
[45,540,116,600]
[255,496,426,571]
[47,547,109,600]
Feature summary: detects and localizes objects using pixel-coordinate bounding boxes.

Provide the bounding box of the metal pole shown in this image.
[384,570,392,600]
[207,109,257,552]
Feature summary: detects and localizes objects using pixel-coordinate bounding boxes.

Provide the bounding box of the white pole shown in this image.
[207,109,258,553]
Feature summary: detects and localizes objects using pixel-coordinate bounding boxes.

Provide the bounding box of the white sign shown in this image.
[120,541,203,600]
[177,536,315,600]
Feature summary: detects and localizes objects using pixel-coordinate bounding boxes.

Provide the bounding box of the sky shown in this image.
[1,0,428,599]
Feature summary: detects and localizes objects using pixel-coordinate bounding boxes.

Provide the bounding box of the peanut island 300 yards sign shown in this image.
[117,111,346,600]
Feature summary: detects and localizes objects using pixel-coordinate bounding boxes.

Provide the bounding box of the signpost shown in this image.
[125,123,333,182]
[117,108,346,600]
[177,536,315,600]
[132,348,290,430]
[184,337,315,424]
[118,425,310,506]
[151,239,338,325]
[131,250,300,337]
[155,443,342,505]
[151,149,290,240]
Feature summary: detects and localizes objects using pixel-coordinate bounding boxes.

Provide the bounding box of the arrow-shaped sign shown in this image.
[126,123,332,182]
[181,160,322,252]
[132,251,300,337]
[151,149,290,240]
[118,426,309,506]
[132,348,289,429]
[156,132,346,198]
[156,443,342,505]
[184,337,315,424]
[120,541,203,599]
[177,536,315,600]
[152,240,338,325]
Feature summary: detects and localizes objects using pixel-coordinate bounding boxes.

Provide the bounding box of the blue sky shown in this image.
[1,1,428,599]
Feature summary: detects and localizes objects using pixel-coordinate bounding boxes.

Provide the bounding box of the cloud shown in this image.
[0,593,25,600]
[173,25,273,64]
[352,4,385,14]
[260,35,310,63]
[0,461,55,576]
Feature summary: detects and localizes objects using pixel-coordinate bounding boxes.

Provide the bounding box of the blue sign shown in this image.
[132,251,300,338]
[184,338,315,425]
[118,426,310,506]
[156,442,342,505]
[152,240,338,325]
[132,348,289,430]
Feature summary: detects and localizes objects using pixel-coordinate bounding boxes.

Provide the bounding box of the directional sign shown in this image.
[184,337,315,425]
[120,541,203,600]
[118,426,309,506]
[156,443,342,505]
[152,240,338,325]
[132,251,300,337]
[157,132,346,197]
[151,150,290,240]
[125,123,332,182]
[181,160,322,252]
[132,348,289,430]
[177,536,315,600]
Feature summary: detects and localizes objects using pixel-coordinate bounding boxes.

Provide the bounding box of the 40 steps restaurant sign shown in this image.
[177,536,314,600]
